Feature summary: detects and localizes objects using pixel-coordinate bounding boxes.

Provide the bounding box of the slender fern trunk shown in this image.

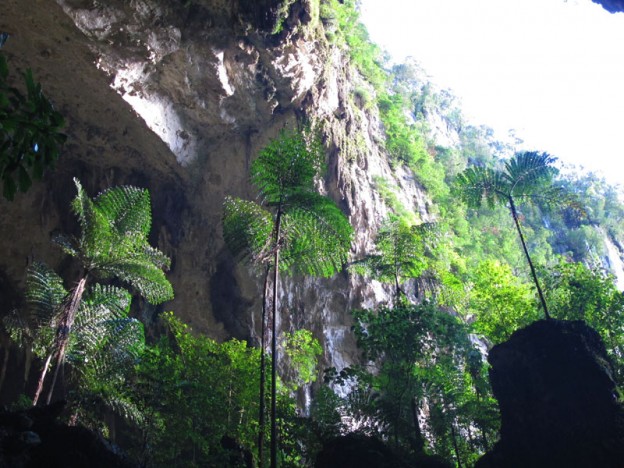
[508,197,550,319]
[410,396,425,451]
[0,346,9,394]
[450,420,463,468]
[258,265,270,468]
[271,210,282,468]
[33,275,87,405]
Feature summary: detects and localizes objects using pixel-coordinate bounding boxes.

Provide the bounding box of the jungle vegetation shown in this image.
[1,1,624,467]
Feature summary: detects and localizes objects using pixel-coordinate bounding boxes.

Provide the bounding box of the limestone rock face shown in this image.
[0,0,432,376]
[477,320,624,467]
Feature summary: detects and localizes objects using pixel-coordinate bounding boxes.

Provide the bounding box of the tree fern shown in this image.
[62,179,173,304]
[222,128,353,467]
[19,178,173,406]
[455,151,562,319]
[352,216,438,302]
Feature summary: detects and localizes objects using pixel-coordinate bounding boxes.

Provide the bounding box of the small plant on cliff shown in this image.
[0,42,66,200]
[351,215,438,305]
[222,128,353,467]
[26,178,173,405]
[455,151,563,319]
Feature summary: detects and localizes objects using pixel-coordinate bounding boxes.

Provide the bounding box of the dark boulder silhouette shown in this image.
[477,319,624,467]
[593,0,624,13]
[0,401,133,467]
[314,432,451,468]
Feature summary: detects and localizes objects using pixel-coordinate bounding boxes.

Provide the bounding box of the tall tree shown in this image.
[222,129,353,467]
[31,178,173,405]
[352,215,437,304]
[455,151,559,319]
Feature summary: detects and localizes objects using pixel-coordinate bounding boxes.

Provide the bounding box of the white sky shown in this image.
[360,0,624,187]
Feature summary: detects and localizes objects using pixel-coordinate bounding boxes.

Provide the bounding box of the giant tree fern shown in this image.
[455,151,560,319]
[222,129,353,467]
[9,261,147,430]
[29,178,172,405]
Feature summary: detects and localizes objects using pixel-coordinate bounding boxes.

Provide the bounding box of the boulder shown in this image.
[477,319,624,467]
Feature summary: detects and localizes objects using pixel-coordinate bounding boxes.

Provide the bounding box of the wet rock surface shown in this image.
[476,319,624,467]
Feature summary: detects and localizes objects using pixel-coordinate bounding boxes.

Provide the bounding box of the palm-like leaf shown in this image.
[97,257,172,304]
[72,179,111,262]
[24,262,66,325]
[64,283,145,425]
[455,151,562,319]
[504,151,557,198]
[223,196,274,265]
[250,130,323,204]
[454,166,506,209]
[280,191,353,277]
[72,284,131,353]
[455,152,558,209]
[93,184,151,236]
[67,178,173,304]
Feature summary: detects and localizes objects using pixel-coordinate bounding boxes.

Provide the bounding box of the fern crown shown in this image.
[55,179,173,304]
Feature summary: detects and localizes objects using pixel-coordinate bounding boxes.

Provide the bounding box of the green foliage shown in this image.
[224,129,353,277]
[7,179,171,411]
[133,312,262,465]
[455,152,558,210]
[64,179,173,304]
[309,385,345,439]
[271,0,297,34]
[223,197,273,265]
[376,92,448,202]
[348,303,498,464]
[543,260,624,381]
[130,312,314,467]
[455,151,564,319]
[469,260,539,344]
[320,0,387,89]
[0,51,66,200]
[222,128,353,466]
[372,176,417,224]
[7,261,146,426]
[352,216,438,301]
[283,329,322,389]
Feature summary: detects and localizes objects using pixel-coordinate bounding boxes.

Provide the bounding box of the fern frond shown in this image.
[454,166,506,209]
[223,196,274,265]
[251,130,324,204]
[142,245,171,270]
[94,184,151,236]
[74,285,132,343]
[72,179,112,261]
[51,232,79,258]
[25,261,66,325]
[98,260,173,304]
[280,195,353,277]
[505,151,558,196]
[2,310,33,346]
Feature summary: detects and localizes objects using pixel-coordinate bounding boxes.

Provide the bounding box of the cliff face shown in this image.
[0,0,431,371]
